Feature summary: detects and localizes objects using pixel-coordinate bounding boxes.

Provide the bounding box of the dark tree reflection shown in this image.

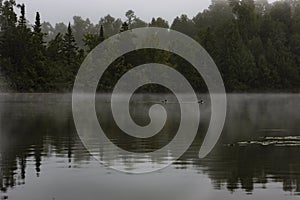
[1,94,300,197]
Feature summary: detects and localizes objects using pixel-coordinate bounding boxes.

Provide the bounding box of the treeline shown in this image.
[0,0,300,92]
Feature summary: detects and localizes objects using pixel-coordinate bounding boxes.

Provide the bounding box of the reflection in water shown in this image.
[0,94,300,199]
[0,94,90,195]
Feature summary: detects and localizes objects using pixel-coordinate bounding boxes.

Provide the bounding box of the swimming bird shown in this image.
[198,99,205,104]
[161,99,168,104]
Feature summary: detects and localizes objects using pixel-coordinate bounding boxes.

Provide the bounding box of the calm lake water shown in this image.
[1,93,300,200]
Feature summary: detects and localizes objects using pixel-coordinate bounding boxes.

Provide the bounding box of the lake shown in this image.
[1,93,300,200]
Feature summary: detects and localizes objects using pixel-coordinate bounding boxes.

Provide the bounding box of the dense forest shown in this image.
[0,0,300,92]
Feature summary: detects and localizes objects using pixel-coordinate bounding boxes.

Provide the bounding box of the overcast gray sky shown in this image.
[17,0,215,25]
[19,0,277,25]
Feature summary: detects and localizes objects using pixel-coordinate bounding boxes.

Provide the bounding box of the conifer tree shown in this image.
[63,22,78,66]
[99,24,104,42]
[33,12,41,34]
[17,3,26,28]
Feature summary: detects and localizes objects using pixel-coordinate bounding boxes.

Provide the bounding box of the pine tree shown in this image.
[83,24,105,52]
[61,22,82,88]
[99,24,104,42]
[32,12,45,46]
[149,17,169,28]
[17,3,26,28]
[0,0,17,30]
[63,22,78,66]
[218,22,257,90]
[33,12,41,33]
[31,12,48,91]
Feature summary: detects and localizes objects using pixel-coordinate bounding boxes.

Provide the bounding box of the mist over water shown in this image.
[0,93,300,199]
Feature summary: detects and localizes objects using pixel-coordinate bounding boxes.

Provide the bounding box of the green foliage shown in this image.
[149,17,169,28]
[0,0,17,30]
[63,23,78,65]
[33,12,41,33]
[0,0,300,92]
[120,22,129,32]
[83,25,105,52]
[171,14,198,37]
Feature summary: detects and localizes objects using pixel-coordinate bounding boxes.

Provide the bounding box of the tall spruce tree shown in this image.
[33,12,41,33]
[63,22,78,66]
[17,3,26,28]
[99,24,104,42]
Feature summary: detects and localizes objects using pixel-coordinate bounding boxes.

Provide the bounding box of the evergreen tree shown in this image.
[17,3,26,28]
[99,24,104,42]
[83,24,105,52]
[0,0,300,92]
[33,12,41,33]
[0,0,17,30]
[171,15,198,37]
[99,15,122,37]
[63,22,78,66]
[31,12,48,91]
[218,21,257,90]
[149,17,169,28]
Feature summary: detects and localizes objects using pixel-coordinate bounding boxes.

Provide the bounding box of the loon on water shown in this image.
[198,100,205,104]
[161,99,168,104]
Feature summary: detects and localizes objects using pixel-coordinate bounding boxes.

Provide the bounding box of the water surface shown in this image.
[1,93,300,200]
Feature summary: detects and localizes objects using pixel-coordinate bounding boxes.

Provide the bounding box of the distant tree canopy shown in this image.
[0,0,300,92]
